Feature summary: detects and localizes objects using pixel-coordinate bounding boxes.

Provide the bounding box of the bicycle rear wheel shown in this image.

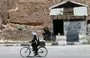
[20,47,31,57]
[38,47,48,57]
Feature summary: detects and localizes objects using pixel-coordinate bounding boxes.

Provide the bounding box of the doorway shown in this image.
[53,20,64,35]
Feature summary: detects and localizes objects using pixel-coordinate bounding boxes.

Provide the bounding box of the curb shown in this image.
[0,43,56,47]
[0,42,88,47]
[0,44,21,47]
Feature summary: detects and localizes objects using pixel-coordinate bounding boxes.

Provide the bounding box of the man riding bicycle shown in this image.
[20,31,48,57]
[31,31,40,56]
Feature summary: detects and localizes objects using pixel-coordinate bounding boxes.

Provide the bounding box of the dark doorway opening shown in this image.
[53,20,64,35]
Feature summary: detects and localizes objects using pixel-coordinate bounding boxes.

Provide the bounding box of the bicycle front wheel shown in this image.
[38,47,48,57]
[20,47,31,57]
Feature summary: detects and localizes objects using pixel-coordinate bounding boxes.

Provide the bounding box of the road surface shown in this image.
[0,45,90,58]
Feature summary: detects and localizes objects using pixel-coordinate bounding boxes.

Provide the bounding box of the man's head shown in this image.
[32,31,37,35]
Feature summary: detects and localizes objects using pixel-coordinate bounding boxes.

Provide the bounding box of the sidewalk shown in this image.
[0,42,52,47]
[0,39,89,46]
[0,42,89,47]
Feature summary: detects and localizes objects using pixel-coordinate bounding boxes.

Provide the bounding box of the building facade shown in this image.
[50,0,88,42]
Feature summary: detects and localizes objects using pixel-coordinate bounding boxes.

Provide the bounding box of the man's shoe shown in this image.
[34,54,38,56]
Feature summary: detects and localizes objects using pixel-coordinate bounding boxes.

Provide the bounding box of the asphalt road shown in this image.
[0,45,90,58]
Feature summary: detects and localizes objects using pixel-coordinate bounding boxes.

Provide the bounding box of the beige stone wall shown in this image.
[0,0,89,28]
[0,0,8,23]
[7,0,62,28]
[0,0,89,29]
[0,0,90,41]
[0,0,89,27]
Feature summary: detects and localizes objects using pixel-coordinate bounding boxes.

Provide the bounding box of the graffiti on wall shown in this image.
[64,21,86,35]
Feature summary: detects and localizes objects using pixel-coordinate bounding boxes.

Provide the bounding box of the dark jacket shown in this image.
[31,35,39,46]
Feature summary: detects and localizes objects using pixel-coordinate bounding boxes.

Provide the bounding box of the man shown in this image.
[31,31,39,56]
[43,27,51,41]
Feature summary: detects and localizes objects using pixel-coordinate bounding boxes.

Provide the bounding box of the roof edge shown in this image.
[49,0,88,9]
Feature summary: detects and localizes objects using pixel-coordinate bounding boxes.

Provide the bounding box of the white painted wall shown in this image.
[50,8,63,15]
[74,7,88,16]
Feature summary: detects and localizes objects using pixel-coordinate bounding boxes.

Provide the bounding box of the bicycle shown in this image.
[20,42,48,57]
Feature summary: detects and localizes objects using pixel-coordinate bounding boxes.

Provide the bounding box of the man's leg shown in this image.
[34,45,38,56]
[31,44,35,51]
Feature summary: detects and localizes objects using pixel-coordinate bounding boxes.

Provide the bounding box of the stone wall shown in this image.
[0,0,89,28]
[0,30,32,41]
[0,0,90,41]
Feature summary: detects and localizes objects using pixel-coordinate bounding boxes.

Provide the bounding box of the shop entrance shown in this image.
[53,20,64,35]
